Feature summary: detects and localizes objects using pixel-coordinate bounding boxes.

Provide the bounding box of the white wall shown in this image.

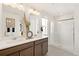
[1,4,24,38]
[49,9,79,55]
[48,10,75,53]
[74,10,79,55]
[0,4,3,38]
[56,20,74,52]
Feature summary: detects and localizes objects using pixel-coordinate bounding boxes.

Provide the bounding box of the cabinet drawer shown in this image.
[35,38,48,45]
[35,39,43,45]
[42,38,48,42]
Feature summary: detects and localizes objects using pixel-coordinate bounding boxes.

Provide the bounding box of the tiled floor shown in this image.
[46,45,76,56]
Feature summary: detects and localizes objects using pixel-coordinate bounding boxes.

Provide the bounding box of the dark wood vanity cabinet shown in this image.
[0,37,48,56]
[34,38,48,56]
[20,47,33,56]
[8,52,20,56]
[0,42,34,56]
[35,43,42,56]
[42,41,48,55]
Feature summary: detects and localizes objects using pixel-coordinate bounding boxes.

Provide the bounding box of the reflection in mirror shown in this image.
[12,28,15,32]
[6,17,15,36]
[6,18,15,28]
[7,28,10,32]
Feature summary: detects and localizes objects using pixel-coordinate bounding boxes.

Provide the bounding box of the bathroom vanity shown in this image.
[0,36,48,56]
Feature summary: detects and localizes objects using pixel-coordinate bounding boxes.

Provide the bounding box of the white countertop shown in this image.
[0,36,48,50]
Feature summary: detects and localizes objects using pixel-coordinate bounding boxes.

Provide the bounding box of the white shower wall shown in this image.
[49,13,79,55]
[56,20,74,52]
[74,11,79,55]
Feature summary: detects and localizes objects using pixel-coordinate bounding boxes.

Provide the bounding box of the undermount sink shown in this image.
[0,37,25,44]
[26,37,34,39]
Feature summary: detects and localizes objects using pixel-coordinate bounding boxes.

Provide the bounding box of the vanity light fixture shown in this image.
[28,8,34,13]
[10,4,17,8]
[28,8,40,15]
[4,3,25,11]
[17,4,25,11]
[33,10,40,15]
[4,3,17,8]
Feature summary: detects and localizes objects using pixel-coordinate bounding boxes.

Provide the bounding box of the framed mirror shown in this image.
[6,17,15,32]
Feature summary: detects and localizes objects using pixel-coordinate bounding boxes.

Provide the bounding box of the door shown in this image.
[20,47,33,56]
[42,41,48,55]
[8,52,19,56]
[35,44,42,56]
[57,20,74,51]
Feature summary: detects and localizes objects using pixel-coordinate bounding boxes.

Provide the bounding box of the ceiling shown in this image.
[22,3,79,19]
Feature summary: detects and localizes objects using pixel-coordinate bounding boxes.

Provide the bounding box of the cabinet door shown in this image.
[8,52,19,56]
[42,41,48,55]
[20,47,33,56]
[57,20,74,51]
[35,44,42,56]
